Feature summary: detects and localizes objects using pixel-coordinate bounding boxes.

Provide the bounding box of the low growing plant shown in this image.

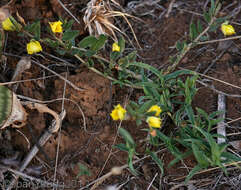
[0,0,240,183]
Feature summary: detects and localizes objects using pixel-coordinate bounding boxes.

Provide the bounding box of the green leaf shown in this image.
[136,119,142,126]
[192,142,209,167]
[85,50,97,57]
[196,108,209,120]
[210,0,215,16]
[185,165,203,184]
[113,143,129,152]
[176,41,185,51]
[135,82,161,90]
[118,128,135,147]
[129,101,139,110]
[45,38,59,48]
[185,105,195,126]
[168,150,192,167]
[126,104,137,117]
[164,70,194,81]
[138,100,155,114]
[0,86,12,126]
[204,12,211,23]
[189,22,197,41]
[127,51,137,62]
[77,163,91,177]
[126,62,163,79]
[128,148,138,175]
[110,51,121,61]
[221,152,241,162]
[197,20,203,33]
[78,36,97,48]
[55,49,67,55]
[9,16,22,32]
[148,151,164,175]
[24,20,41,40]
[118,37,125,53]
[62,30,79,41]
[91,34,107,51]
[62,19,74,31]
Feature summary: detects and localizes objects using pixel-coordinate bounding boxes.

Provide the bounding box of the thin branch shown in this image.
[56,0,80,24]
[165,14,217,74]
[217,94,226,144]
[6,107,65,190]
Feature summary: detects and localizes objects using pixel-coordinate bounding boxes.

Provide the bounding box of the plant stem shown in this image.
[164,15,217,75]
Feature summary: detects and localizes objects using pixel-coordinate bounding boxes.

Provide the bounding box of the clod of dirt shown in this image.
[54,70,114,123]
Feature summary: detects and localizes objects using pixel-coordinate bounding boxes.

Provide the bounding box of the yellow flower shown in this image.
[49,21,63,33]
[146,116,161,128]
[112,42,120,52]
[221,23,236,36]
[2,17,20,31]
[26,40,43,54]
[110,104,126,120]
[147,105,162,116]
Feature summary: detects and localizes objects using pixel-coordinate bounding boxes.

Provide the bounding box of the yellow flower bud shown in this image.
[146,116,161,128]
[110,104,126,120]
[112,42,120,52]
[2,17,21,31]
[221,23,236,36]
[150,129,157,137]
[147,105,162,116]
[49,21,63,33]
[26,40,43,55]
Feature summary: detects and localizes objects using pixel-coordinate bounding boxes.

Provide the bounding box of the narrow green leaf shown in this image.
[113,143,129,152]
[148,151,164,175]
[185,165,203,184]
[176,41,184,51]
[168,150,192,167]
[197,20,203,33]
[126,62,163,79]
[118,128,135,147]
[128,148,138,175]
[210,0,215,16]
[164,70,194,81]
[204,12,211,23]
[138,100,155,114]
[192,142,209,167]
[189,22,197,41]
[118,37,125,53]
[185,105,195,126]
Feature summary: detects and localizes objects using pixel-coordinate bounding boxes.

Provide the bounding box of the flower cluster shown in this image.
[110,104,162,137]
[1,19,64,55]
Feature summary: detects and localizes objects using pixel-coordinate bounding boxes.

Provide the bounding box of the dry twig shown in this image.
[6,105,65,190]
[217,94,226,144]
